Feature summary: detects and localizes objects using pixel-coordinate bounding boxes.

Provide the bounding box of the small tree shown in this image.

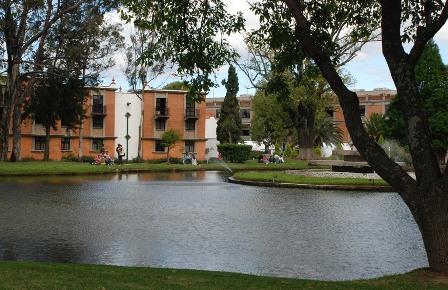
[216,65,242,143]
[161,128,182,164]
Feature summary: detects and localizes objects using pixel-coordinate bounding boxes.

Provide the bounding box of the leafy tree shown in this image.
[250,89,289,153]
[22,75,87,161]
[121,0,244,101]
[163,81,190,90]
[384,40,448,162]
[124,27,166,162]
[121,0,448,273]
[313,112,343,148]
[161,128,181,164]
[364,113,386,143]
[216,65,242,143]
[0,0,121,162]
[240,36,355,160]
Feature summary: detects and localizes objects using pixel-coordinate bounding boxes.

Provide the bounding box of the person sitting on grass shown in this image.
[103,150,112,165]
[92,154,102,165]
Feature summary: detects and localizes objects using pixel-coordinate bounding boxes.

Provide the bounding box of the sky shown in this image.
[102,2,448,98]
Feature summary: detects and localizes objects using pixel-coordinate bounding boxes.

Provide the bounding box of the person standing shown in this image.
[116,144,125,165]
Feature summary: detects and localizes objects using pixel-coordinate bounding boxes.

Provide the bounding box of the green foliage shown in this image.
[217,144,252,163]
[313,113,343,147]
[314,147,322,157]
[283,144,293,158]
[250,89,288,148]
[216,65,242,143]
[364,113,386,143]
[161,128,182,164]
[163,81,190,90]
[384,40,448,161]
[161,129,182,149]
[121,0,245,100]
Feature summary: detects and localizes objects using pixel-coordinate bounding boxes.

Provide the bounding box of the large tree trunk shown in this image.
[293,103,316,160]
[282,0,448,273]
[412,181,448,272]
[296,127,315,160]
[9,93,23,162]
[0,90,13,161]
[44,124,51,161]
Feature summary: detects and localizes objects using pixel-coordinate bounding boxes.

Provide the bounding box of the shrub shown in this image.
[21,156,37,162]
[314,147,322,157]
[217,144,252,163]
[249,150,264,160]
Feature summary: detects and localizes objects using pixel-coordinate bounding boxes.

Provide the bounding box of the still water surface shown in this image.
[0,171,428,280]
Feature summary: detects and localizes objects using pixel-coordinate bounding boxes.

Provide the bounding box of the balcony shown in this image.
[185,109,199,120]
[92,105,107,115]
[155,108,169,119]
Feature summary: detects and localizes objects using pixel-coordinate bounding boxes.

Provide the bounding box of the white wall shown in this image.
[205,116,219,159]
[114,91,142,160]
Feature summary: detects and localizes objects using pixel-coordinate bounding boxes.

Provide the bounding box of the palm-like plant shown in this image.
[364,113,385,143]
[313,113,343,147]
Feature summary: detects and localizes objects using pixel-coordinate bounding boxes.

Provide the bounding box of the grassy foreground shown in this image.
[0,159,317,176]
[0,261,447,289]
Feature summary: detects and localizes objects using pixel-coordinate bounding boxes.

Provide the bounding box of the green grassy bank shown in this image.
[233,170,389,186]
[0,159,316,176]
[0,261,447,289]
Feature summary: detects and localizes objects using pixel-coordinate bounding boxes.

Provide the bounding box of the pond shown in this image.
[0,171,428,280]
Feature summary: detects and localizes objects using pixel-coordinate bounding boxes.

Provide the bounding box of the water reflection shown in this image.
[0,171,427,280]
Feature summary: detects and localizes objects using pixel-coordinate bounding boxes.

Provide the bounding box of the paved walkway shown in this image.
[285,169,416,180]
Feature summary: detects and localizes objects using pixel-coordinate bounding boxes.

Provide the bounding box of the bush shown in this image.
[81,155,95,163]
[217,144,252,163]
[145,157,182,164]
[21,156,38,162]
[249,150,264,160]
[314,147,322,157]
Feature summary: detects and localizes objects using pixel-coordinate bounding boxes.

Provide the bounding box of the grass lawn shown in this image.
[233,170,389,186]
[0,261,447,289]
[0,159,319,176]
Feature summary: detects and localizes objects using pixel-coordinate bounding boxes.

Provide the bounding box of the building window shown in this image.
[242,128,250,137]
[241,109,251,119]
[385,104,390,116]
[92,115,104,128]
[359,105,366,117]
[216,109,221,118]
[92,139,103,151]
[34,137,46,151]
[156,98,168,115]
[185,119,195,131]
[92,95,104,114]
[326,109,334,118]
[185,140,195,153]
[155,140,165,152]
[155,118,166,131]
[61,138,71,151]
[186,101,196,117]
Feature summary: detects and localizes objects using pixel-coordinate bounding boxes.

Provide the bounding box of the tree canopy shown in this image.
[161,128,181,164]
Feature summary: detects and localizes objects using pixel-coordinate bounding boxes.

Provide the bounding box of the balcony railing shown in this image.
[92,105,107,115]
[155,107,169,118]
[185,108,199,119]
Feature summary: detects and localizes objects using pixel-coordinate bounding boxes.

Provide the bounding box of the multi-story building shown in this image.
[140,88,207,161]
[13,81,117,161]
[332,88,396,143]
[1,79,208,162]
[205,94,253,141]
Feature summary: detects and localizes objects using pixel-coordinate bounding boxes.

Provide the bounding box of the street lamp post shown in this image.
[125,112,131,163]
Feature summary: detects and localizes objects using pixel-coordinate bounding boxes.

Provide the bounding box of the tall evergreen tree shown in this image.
[216,65,242,144]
